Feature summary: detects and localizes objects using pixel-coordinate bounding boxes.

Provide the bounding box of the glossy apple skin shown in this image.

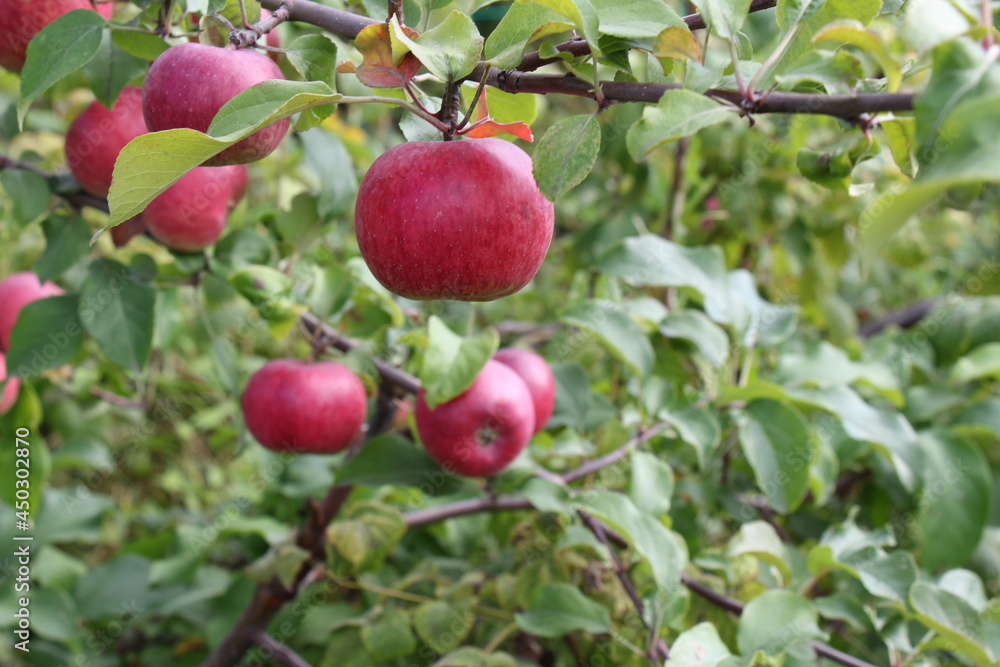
[355,138,555,301]
[493,348,555,434]
[143,42,289,166]
[415,360,535,477]
[0,272,64,351]
[0,0,112,73]
[65,85,146,198]
[0,352,21,415]
[143,164,248,252]
[241,360,368,454]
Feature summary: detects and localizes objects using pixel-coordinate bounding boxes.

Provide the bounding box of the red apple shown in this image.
[241,359,368,453]
[0,352,20,415]
[354,138,555,301]
[65,85,146,198]
[142,42,289,166]
[415,359,535,477]
[493,348,555,434]
[143,164,248,252]
[0,0,112,73]
[0,272,64,351]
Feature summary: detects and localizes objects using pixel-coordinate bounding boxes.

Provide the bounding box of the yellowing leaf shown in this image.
[653,25,702,61]
[354,22,422,89]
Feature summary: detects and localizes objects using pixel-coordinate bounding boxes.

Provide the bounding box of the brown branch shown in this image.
[387,0,403,24]
[857,299,938,338]
[258,0,916,121]
[229,3,291,48]
[579,511,670,661]
[255,633,315,667]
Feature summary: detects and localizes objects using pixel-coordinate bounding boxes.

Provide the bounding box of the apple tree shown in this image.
[1,0,1000,666]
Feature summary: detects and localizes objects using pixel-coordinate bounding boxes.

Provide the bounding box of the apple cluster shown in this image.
[0,0,112,73]
[0,272,65,415]
[241,348,554,478]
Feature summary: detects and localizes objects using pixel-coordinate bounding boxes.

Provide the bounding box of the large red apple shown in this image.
[415,360,535,477]
[493,348,555,434]
[0,272,64,351]
[241,359,368,453]
[65,85,146,198]
[354,138,554,301]
[0,0,112,73]
[143,164,248,252]
[142,42,289,166]
[0,352,21,415]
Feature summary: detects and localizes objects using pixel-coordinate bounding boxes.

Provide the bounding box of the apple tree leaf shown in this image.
[389,12,483,83]
[514,584,611,638]
[85,30,148,108]
[79,259,155,372]
[35,215,92,282]
[108,80,340,225]
[591,0,685,39]
[737,399,813,514]
[413,600,474,654]
[699,0,752,40]
[737,590,825,655]
[562,301,654,377]
[626,90,736,160]
[0,169,51,226]
[285,34,339,86]
[354,22,422,88]
[484,2,573,68]
[326,501,406,573]
[910,582,994,665]
[19,10,106,107]
[666,622,733,666]
[532,114,601,199]
[420,316,500,408]
[7,296,83,378]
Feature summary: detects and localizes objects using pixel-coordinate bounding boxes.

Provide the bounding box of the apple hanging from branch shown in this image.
[0,0,113,73]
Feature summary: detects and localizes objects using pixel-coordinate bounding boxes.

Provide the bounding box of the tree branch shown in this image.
[229,3,290,48]
[258,0,915,121]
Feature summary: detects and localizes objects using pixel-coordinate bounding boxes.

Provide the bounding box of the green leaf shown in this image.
[628,450,673,516]
[728,521,792,584]
[661,310,730,367]
[521,477,572,515]
[532,114,601,200]
[525,0,601,58]
[950,342,1000,383]
[7,296,83,378]
[700,0,752,40]
[484,2,572,67]
[111,28,170,60]
[390,12,483,82]
[627,90,735,159]
[597,236,732,322]
[774,0,881,74]
[414,600,474,654]
[776,0,828,30]
[667,622,733,666]
[737,590,825,656]
[812,19,901,91]
[514,583,611,638]
[737,400,813,513]
[433,648,519,667]
[902,0,976,52]
[591,0,685,38]
[73,555,152,620]
[360,607,417,662]
[301,128,358,218]
[788,385,920,490]
[19,9,106,104]
[85,30,148,108]
[561,301,655,376]
[228,265,292,305]
[108,80,339,224]
[910,582,994,665]
[660,404,722,469]
[79,259,155,371]
[1,169,50,225]
[326,501,406,572]
[285,34,339,86]
[420,316,499,408]
[574,490,687,594]
[35,215,91,282]
[336,434,454,488]
[246,544,311,589]
[917,430,992,570]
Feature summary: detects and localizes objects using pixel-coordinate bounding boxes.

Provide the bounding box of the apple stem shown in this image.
[438,79,463,140]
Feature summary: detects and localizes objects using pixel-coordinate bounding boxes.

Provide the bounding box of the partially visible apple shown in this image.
[241,360,368,453]
[143,42,289,166]
[0,352,21,415]
[355,138,555,301]
[0,0,112,73]
[143,164,249,252]
[264,28,282,64]
[493,348,555,434]
[415,360,535,477]
[0,272,64,351]
[110,215,147,248]
[65,85,146,198]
